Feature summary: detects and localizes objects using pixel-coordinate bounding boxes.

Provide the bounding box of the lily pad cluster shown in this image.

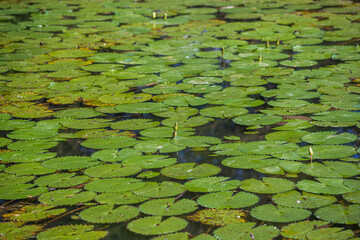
[0,0,359,239]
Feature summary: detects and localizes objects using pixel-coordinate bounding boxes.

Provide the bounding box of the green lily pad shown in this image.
[81,136,137,149]
[36,224,107,240]
[185,176,241,193]
[60,119,112,129]
[4,162,56,175]
[92,148,142,162]
[296,178,355,195]
[197,191,259,209]
[7,128,58,140]
[213,222,280,240]
[140,127,195,138]
[85,178,145,193]
[0,222,42,240]
[265,130,308,143]
[311,111,360,122]
[116,102,169,113]
[122,155,177,169]
[200,106,248,118]
[99,93,152,104]
[3,204,66,222]
[127,216,187,236]
[161,163,221,180]
[0,173,34,186]
[280,59,317,67]
[42,156,99,170]
[38,189,96,206]
[296,145,357,160]
[0,184,48,200]
[54,108,103,119]
[95,191,149,205]
[343,191,360,204]
[111,119,160,130]
[301,131,357,145]
[239,177,295,194]
[84,164,141,178]
[222,155,279,169]
[79,204,139,223]
[133,181,186,198]
[7,139,58,151]
[172,136,221,148]
[0,137,12,147]
[134,139,185,153]
[251,204,311,223]
[280,220,330,240]
[186,209,246,226]
[153,106,198,118]
[315,204,360,224]
[273,190,337,209]
[233,114,283,126]
[236,141,298,155]
[300,163,342,178]
[306,227,354,240]
[34,173,89,188]
[139,198,198,216]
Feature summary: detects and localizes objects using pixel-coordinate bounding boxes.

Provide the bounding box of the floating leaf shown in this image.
[134,139,185,153]
[5,162,56,176]
[122,155,177,169]
[265,130,308,143]
[0,184,48,200]
[80,204,139,223]
[186,209,245,226]
[54,108,103,119]
[239,177,295,194]
[296,145,357,160]
[250,204,311,223]
[213,222,280,240]
[7,139,58,151]
[85,178,145,193]
[200,106,248,118]
[116,102,169,113]
[172,136,221,148]
[133,181,186,198]
[60,119,112,129]
[297,178,355,195]
[301,131,357,145]
[0,222,41,240]
[127,216,187,236]
[197,191,259,209]
[315,204,360,224]
[139,198,197,216]
[280,220,330,240]
[42,156,99,170]
[92,148,142,162]
[3,204,66,222]
[300,163,342,178]
[34,173,89,188]
[311,111,360,122]
[84,164,141,178]
[0,173,34,186]
[273,190,337,209]
[185,176,241,193]
[95,192,149,205]
[222,155,279,169]
[38,189,96,206]
[111,119,160,130]
[233,114,283,126]
[36,224,107,240]
[343,191,360,204]
[151,232,190,240]
[7,128,57,140]
[0,151,56,163]
[81,136,137,149]
[161,163,221,180]
[306,227,354,240]
[237,141,297,155]
[140,127,195,138]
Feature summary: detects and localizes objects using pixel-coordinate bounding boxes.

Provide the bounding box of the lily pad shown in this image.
[36,224,107,240]
[273,190,337,209]
[280,220,330,240]
[122,155,177,169]
[197,191,259,209]
[233,114,283,126]
[296,178,355,195]
[111,119,160,130]
[161,163,221,180]
[95,192,149,205]
[0,222,42,240]
[315,204,360,224]
[42,156,99,170]
[54,108,103,119]
[186,209,245,226]
[38,189,96,206]
[296,145,357,160]
[301,131,357,145]
[250,204,311,223]
[34,173,89,188]
[239,177,295,194]
[84,164,141,178]
[0,184,48,200]
[213,222,280,240]
[185,176,241,193]
[3,204,66,222]
[116,102,169,113]
[85,178,145,193]
[222,155,279,169]
[79,204,139,223]
[127,216,187,236]
[81,136,137,149]
[133,181,186,198]
[139,198,198,216]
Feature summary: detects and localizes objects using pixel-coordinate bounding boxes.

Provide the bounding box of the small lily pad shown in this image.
[127,216,188,236]
[197,191,259,209]
[122,155,177,169]
[233,114,283,126]
[139,198,198,216]
[222,155,279,169]
[79,204,139,223]
[251,204,311,223]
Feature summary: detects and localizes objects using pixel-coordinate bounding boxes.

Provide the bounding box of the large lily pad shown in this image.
[36,225,107,240]
[84,164,141,178]
[239,177,295,194]
[139,198,198,216]
[250,204,311,223]
[161,163,221,179]
[79,204,139,223]
[197,191,259,209]
[85,178,145,193]
[38,189,96,206]
[133,181,186,198]
[185,176,241,193]
[315,204,360,224]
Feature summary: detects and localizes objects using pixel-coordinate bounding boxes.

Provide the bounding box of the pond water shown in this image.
[0,0,360,239]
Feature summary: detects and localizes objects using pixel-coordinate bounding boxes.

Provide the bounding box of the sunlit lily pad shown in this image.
[0,184,48,200]
[306,227,355,240]
[186,209,245,226]
[5,162,56,175]
[311,111,360,122]
[265,130,308,143]
[60,119,112,129]
[172,136,221,148]
[240,177,295,194]
[301,131,357,145]
[42,156,99,170]
[95,192,149,205]
[111,119,160,130]
[185,176,241,193]
[116,102,169,113]
[233,114,283,126]
[81,136,137,149]
[84,164,141,178]
[122,155,177,169]
[213,222,280,240]
[200,106,248,118]
[251,204,311,223]
[7,128,57,140]
[197,191,259,209]
[315,204,360,224]
[297,178,355,195]
[54,108,103,119]
[7,139,58,151]
[0,222,42,240]
[280,220,330,240]
[140,127,195,138]
[127,216,188,236]
[36,224,107,240]
[222,155,279,169]
[296,145,357,159]
[139,198,197,216]
[161,163,221,180]
[34,173,89,188]
[92,148,142,162]
[134,139,185,153]
[38,189,96,206]
[133,181,186,198]
[85,178,145,193]
[273,190,337,209]
[280,59,317,67]
[80,204,139,223]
